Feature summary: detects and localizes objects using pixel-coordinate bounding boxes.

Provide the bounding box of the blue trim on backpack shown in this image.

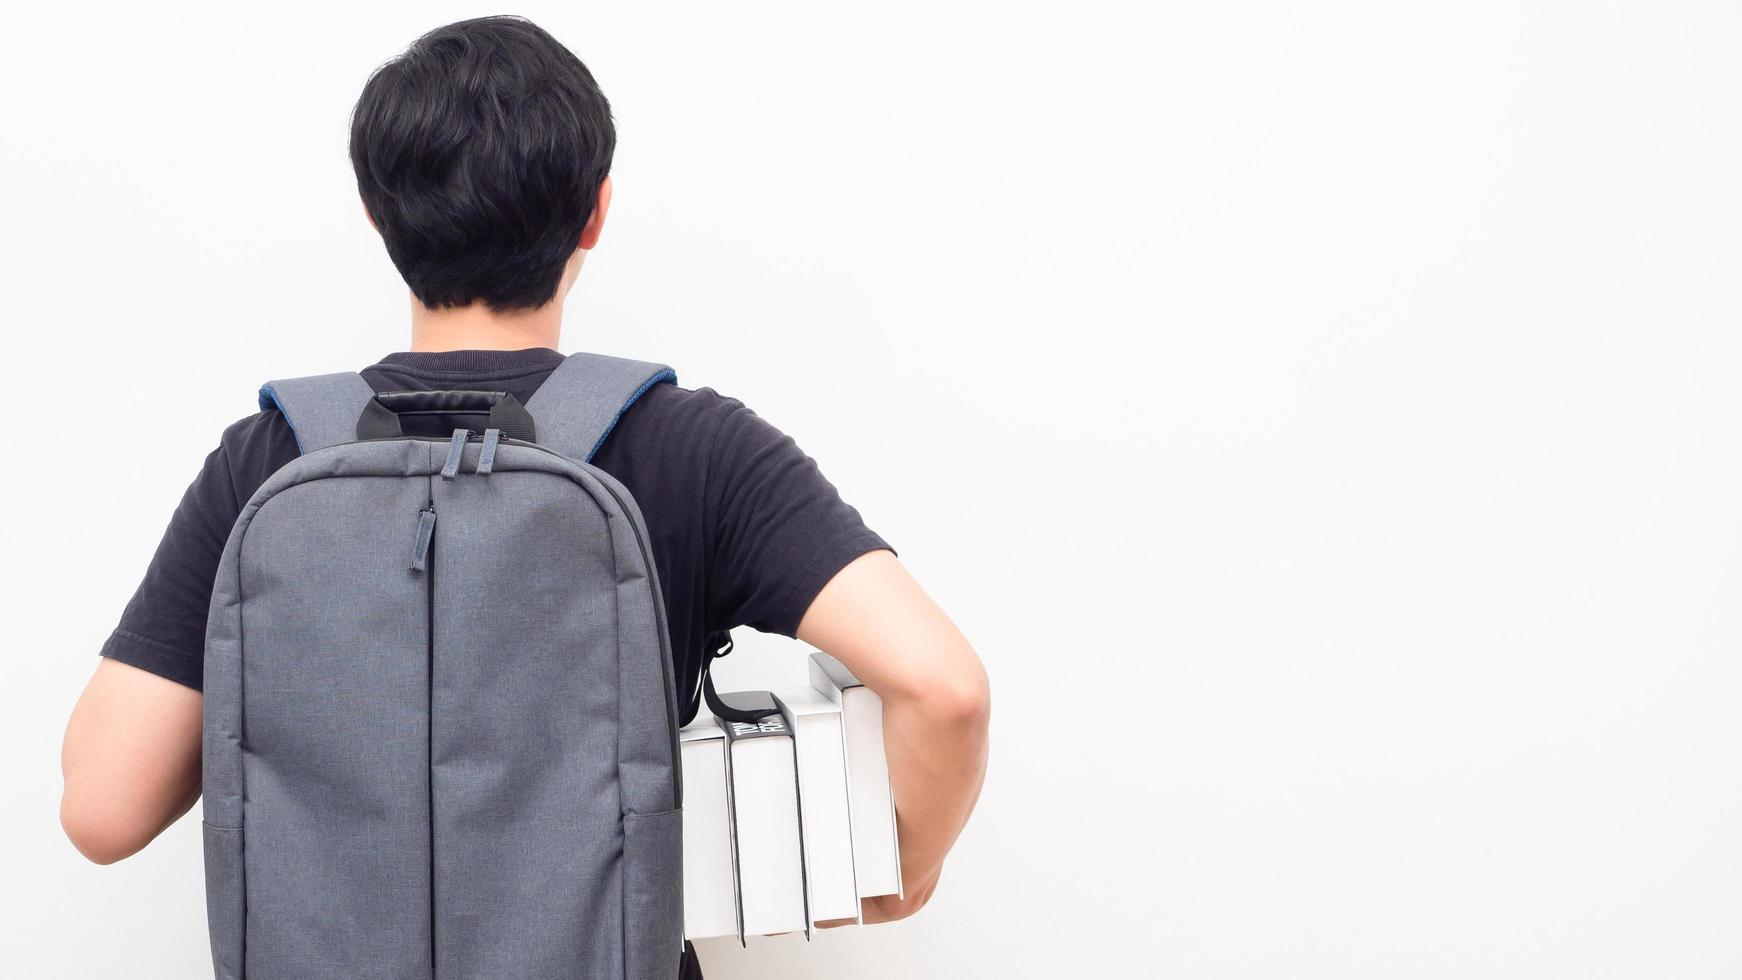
[586,369,677,462]
[257,383,307,455]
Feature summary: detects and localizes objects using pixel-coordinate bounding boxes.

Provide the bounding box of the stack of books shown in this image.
[679,652,904,943]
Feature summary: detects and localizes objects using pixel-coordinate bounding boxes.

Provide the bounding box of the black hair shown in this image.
[349,16,615,311]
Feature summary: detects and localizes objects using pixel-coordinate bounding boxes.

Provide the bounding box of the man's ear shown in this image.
[361,197,377,232]
[579,175,612,250]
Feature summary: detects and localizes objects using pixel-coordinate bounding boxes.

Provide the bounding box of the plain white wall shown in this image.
[3,1,1739,976]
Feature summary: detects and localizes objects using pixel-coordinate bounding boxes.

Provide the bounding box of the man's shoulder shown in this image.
[625,380,750,427]
[218,409,297,454]
[601,380,777,477]
[213,408,300,503]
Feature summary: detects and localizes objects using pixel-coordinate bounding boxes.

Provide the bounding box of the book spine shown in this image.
[773,695,815,939]
[717,719,748,946]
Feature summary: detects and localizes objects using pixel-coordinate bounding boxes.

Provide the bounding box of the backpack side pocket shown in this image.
[622,808,684,980]
[202,822,245,980]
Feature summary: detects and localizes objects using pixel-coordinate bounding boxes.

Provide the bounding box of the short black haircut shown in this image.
[349,16,615,312]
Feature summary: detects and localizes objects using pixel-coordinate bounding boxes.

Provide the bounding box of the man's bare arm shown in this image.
[797,549,991,923]
[61,659,203,864]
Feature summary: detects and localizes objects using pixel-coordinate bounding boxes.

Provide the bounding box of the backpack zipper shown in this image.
[410,506,437,572]
[439,429,469,480]
[420,480,439,969]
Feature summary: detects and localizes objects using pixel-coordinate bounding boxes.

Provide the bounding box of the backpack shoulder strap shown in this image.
[257,372,378,456]
[525,353,677,462]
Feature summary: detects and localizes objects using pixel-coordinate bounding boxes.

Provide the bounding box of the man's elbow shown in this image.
[61,794,153,865]
[915,658,992,732]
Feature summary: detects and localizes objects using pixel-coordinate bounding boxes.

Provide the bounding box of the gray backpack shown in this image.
[201,353,685,980]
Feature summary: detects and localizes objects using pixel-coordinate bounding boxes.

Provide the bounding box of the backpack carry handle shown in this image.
[262,353,675,459]
[356,390,537,442]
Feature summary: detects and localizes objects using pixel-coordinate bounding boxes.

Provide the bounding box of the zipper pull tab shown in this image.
[477,428,502,476]
[410,506,437,572]
[440,428,469,480]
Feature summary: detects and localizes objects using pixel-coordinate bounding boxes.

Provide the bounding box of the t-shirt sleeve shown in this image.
[98,445,242,690]
[98,412,296,691]
[702,397,892,637]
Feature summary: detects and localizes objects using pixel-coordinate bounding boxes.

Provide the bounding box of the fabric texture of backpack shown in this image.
[200,352,685,980]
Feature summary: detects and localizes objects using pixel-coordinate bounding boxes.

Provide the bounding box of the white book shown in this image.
[678,715,738,941]
[774,687,862,926]
[808,652,903,900]
[719,712,810,942]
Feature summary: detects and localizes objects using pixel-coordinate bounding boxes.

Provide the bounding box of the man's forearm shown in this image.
[874,686,991,919]
[796,550,993,923]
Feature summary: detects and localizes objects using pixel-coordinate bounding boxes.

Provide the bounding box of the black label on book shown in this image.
[725,716,790,740]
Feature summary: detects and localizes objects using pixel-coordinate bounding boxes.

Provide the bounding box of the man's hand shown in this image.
[798,550,991,924]
[61,659,203,864]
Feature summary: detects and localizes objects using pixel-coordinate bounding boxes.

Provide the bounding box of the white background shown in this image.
[2,1,1739,977]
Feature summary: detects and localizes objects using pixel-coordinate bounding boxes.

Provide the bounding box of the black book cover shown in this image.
[717,708,812,941]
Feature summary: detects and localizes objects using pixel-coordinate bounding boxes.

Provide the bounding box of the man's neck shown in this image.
[409,298,563,353]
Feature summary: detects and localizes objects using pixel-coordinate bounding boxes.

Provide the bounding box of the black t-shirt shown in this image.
[101,347,891,728]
